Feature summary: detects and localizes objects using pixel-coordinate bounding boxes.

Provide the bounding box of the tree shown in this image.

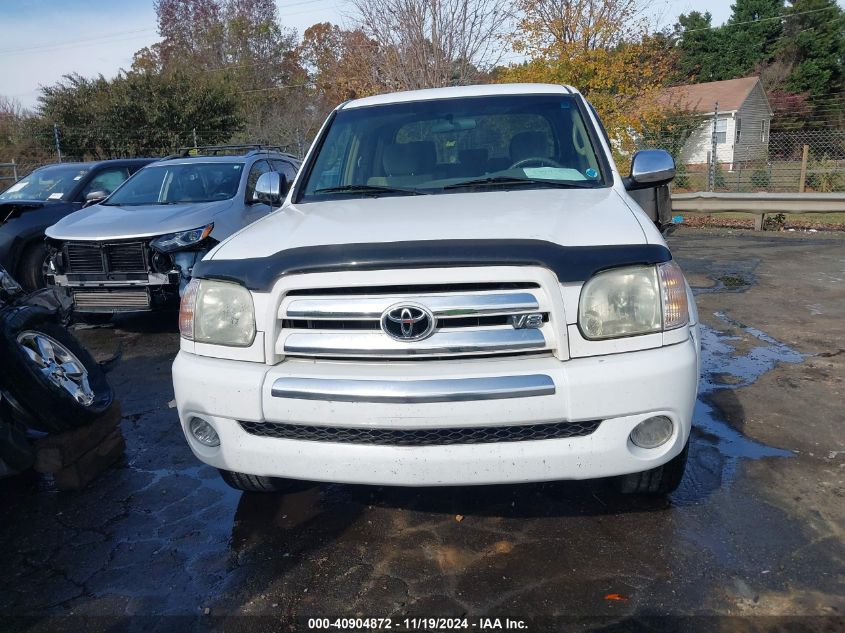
[674,12,729,82]
[37,72,242,158]
[780,0,845,98]
[722,0,784,77]
[0,97,50,174]
[350,0,510,90]
[299,23,382,110]
[502,1,674,147]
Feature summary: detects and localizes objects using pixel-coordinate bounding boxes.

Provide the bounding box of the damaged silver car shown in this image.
[44,146,300,315]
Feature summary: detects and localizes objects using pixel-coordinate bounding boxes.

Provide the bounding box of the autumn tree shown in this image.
[299,23,381,110]
[350,0,510,90]
[503,0,674,147]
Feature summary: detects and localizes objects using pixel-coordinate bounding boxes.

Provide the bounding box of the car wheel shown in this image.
[614,441,689,495]
[17,242,48,291]
[218,469,298,493]
[0,309,114,433]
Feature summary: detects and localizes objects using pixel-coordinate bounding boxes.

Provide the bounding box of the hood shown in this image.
[45,199,232,241]
[1,199,49,225]
[210,188,648,261]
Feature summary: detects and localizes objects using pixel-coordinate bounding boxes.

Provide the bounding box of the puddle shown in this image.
[675,313,805,502]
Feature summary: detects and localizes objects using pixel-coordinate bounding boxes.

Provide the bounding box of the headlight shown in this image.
[179,279,256,347]
[578,261,688,340]
[151,223,213,252]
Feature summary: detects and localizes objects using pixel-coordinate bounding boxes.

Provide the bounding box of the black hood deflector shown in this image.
[192,239,672,291]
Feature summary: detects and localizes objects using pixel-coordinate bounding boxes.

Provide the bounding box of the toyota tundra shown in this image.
[173,84,700,495]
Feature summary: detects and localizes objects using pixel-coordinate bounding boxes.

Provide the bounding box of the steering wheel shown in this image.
[509,156,565,170]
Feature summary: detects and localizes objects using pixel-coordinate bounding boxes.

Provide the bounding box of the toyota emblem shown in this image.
[381,303,436,341]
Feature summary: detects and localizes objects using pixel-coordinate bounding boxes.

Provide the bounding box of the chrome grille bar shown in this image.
[284,292,540,320]
[282,328,546,358]
[271,375,555,403]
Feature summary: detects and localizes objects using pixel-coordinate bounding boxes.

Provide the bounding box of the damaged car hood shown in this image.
[45,200,233,241]
[0,200,50,225]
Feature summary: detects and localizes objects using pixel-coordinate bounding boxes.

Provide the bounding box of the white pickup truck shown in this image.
[173,84,700,495]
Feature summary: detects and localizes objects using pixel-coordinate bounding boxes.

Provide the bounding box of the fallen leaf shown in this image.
[604,593,628,602]
[455,514,464,522]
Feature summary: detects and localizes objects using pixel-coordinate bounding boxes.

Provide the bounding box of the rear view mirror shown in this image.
[624,150,675,191]
[253,172,287,207]
[84,190,108,207]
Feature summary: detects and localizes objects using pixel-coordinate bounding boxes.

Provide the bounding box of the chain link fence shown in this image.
[639,128,845,193]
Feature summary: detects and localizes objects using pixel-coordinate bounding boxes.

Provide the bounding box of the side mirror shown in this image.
[84,190,108,207]
[624,150,675,191]
[252,172,287,207]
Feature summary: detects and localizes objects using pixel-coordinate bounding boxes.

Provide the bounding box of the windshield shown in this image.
[0,165,88,201]
[105,162,243,206]
[299,94,606,201]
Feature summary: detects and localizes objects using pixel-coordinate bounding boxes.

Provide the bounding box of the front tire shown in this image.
[218,469,298,493]
[615,442,689,495]
[0,309,113,433]
[17,242,48,291]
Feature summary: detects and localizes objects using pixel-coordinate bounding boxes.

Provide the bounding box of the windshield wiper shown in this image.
[444,176,597,191]
[313,184,429,196]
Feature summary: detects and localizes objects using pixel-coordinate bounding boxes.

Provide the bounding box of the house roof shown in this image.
[658,76,762,114]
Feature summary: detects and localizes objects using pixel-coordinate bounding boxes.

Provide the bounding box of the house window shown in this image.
[715,117,727,144]
[735,117,742,142]
[761,120,768,143]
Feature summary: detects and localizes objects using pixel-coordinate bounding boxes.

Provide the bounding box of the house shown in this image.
[659,76,773,170]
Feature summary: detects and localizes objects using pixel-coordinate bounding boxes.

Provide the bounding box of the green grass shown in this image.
[679,211,845,225]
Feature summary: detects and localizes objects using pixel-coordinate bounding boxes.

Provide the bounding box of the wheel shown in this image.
[218,469,298,493]
[615,442,689,495]
[0,308,113,433]
[17,242,48,291]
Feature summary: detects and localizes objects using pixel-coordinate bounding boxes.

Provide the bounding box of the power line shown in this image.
[0,28,156,57]
[679,5,840,34]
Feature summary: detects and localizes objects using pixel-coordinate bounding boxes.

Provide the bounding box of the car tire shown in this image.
[0,308,114,433]
[218,469,298,493]
[17,242,48,291]
[615,441,689,495]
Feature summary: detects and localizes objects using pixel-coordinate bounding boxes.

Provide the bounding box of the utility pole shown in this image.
[708,102,718,191]
[53,123,62,163]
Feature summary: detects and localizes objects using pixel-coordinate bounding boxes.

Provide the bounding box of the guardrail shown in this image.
[671,192,845,230]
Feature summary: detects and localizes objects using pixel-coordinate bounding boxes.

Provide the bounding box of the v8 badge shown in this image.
[510,313,544,329]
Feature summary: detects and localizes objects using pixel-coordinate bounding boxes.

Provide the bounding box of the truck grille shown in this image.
[277,281,556,360]
[65,242,147,274]
[72,288,151,312]
[238,420,601,446]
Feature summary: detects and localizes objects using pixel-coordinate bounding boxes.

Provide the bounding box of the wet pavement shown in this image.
[1,228,843,632]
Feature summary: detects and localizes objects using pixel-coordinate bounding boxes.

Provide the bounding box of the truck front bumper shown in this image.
[173,334,699,486]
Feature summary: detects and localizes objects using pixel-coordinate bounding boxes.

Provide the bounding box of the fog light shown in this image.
[630,415,673,449]
[189,417,220,447]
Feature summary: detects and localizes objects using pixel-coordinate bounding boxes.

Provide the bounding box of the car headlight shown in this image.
[151,223,213,252]
[578,261,688,340]
[179,278,256,347]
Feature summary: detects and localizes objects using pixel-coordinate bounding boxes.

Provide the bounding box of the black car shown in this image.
[0,159,155,290]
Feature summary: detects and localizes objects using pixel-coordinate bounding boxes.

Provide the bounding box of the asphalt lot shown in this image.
[1,228,843,632]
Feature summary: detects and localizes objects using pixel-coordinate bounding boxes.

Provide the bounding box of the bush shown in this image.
[806,156,845,192]
[750,168,771,189]
[673,163,690,189]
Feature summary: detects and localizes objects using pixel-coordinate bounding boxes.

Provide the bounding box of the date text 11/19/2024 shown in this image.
[307,617,528,630]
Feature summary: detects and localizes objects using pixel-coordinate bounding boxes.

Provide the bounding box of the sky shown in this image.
[0,0,769,109]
